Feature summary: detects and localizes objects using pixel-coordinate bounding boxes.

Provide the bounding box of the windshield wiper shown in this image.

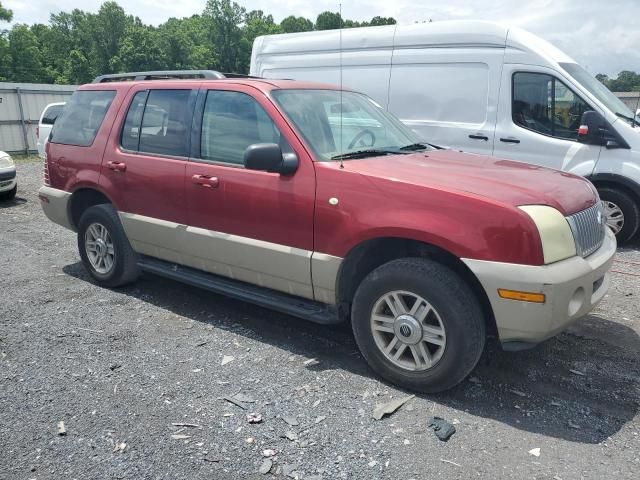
[331,149,401,160]
[399,142,429,151]
[615,112,636,126]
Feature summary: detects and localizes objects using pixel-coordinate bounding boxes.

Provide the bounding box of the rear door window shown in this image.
[50,90,115,147]
[41,104,64,125]
[138,90,193,157]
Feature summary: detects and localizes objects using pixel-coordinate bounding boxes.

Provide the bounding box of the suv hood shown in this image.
[349,150,596,216]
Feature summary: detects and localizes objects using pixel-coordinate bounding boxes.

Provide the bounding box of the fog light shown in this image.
[498,289,546,303]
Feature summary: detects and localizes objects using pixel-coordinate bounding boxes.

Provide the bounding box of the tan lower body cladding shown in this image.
[118,212,342,304]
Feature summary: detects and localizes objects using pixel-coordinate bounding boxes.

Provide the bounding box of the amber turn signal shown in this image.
[497,289,546,304]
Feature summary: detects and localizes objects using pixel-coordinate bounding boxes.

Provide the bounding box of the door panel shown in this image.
[100,86,199,260]
[493,64,601,176]
[387,48,502,153]
[184,87,316,299]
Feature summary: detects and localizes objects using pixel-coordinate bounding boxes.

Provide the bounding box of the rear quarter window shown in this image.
[50,91,116,147]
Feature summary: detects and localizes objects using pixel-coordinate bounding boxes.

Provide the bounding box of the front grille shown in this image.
[566,202,606,258]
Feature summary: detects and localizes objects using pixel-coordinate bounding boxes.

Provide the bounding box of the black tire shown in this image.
[598,186,640,244]
[351,258,485,393]
[77,204,140,288]
[0,184,17,201]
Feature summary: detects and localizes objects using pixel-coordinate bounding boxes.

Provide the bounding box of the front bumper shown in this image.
[463,228,616,346]
[38,186,74,230]
[0,168,16,192]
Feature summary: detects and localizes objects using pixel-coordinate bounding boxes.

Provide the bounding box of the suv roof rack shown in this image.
[92,70,262,83]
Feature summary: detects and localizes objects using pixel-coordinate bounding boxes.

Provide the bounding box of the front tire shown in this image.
[598,186,639,244]
[0,184,17,201]
[351,258,485,393]
[77,204,140,288]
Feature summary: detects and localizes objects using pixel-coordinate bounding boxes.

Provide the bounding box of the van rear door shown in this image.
[386,38,502,153]
[493,64,602,176]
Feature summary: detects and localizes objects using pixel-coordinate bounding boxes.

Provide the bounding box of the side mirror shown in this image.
[577,110,630,149]
[243,143,298,175]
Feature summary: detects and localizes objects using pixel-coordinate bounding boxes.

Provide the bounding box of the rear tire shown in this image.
[351,258,485,393]
[598,186,639,243]
[77,204,140,288]
[0,184,17,201]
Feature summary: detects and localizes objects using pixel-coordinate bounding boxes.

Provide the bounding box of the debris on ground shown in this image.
[568,420,581,430]
[372,395,415,420]
[281,415,299,426]
[171,434,191,440]
[510,389,528,397]
[427,416,456,442]
[259,458,273,474]
[303,358,319,366]
[440,458,461,467]
[314,415,326,424]
[247,413,263,424]
[262,448,276,457]
[528,447,541,457]
[203,455,220,463]
[57,421,66,436]
[112,440,126,453]
[171,422,200,428]
[569,369,586,376]
[283,431,298,441]
[224,393,255,410]
[221,355,234,366]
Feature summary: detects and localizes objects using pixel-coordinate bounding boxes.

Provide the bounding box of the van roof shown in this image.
[253,20,575,70]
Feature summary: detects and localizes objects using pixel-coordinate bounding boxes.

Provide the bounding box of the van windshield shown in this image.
[272,89,426,161]
[560,63,635,125]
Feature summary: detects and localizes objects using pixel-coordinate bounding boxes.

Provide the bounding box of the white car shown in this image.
[37,102,65,158]
[0,151,17,200]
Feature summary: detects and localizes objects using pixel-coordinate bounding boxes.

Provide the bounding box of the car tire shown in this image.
[77,204,140,288]
[598,186,639,244]
[0,184,17,201]
[351,258,486,393]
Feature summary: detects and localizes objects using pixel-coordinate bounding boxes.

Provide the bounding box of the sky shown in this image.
[4,0,640,77]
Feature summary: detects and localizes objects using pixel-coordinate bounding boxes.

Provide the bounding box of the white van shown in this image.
[37,102,65,158]
[251,20,640,242]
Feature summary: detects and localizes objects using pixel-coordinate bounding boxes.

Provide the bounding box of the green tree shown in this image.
[203,0,245,72]
[0,1,12,22]
[280,15,313,33]
[7,24,46,82]
[369,16,396,26]
[597,71,640,92]
[112,19,163,72]
[315,11,342,30]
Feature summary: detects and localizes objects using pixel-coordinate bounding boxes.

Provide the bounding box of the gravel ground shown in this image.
[1,162,639,480]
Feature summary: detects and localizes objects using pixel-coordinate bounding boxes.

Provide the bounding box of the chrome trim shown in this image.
[566,203,606,258]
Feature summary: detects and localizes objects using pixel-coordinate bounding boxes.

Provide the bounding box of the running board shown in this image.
[137,256,340,325]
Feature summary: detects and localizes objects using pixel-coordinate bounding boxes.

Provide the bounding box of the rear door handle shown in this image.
[107,161,126,172]
[469,134,489,141]
[192,174,219,188]
[500,137,521,144]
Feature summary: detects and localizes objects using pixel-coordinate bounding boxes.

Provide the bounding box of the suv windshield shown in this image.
[272,89,426,160]
[560,63,635,125]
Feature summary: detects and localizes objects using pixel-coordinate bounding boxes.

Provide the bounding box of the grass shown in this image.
[11,154,42,165]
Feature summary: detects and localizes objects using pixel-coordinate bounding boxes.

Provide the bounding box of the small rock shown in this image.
[315,415,326,424]
[262,448,276,457]
[368,460,378,467]
[171,434,190,440]
[247,413,263,424]
[282,464,298,476]
[221,355,235,366]
[282,415,299,426]
[372,395,415,420]
[528,447,541,457]
[112,441,126,453]
[259,459,273,474]
[57,421,66,436]
[303,358,319,366]
[568,420,581,430]
[569,369,586,376]
[284,431,298,441]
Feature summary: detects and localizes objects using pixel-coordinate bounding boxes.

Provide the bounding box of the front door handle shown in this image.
[469,134,489,141]
[192,174,219,188]
[107,161,127,172]
[500,137,521,144]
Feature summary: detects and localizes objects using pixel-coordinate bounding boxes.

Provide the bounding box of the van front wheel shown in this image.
[598,187,639,243]
[351,258,485,393]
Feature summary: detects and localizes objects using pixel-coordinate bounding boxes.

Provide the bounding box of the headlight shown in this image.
[519,205,576,264]
[0,154,15,168]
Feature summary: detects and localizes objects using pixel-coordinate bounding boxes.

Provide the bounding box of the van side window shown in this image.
[136,90,193,157]
[121,91,148,151]
[50,90,115,147]
[42,104,64,125]
[512,73,590,140]
[200,91,287,165]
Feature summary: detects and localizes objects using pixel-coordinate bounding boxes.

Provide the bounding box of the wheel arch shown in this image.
[587,173,640,204]
[69,187,114,230]
[335,236,498,337]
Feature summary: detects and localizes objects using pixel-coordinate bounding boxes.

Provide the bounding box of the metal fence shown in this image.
[614,92,640,113]
[0,82,77,154]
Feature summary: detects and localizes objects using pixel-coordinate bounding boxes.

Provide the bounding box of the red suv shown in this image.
[39,70,616,392]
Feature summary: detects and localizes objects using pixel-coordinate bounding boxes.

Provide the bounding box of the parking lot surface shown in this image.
[1,162,639,479]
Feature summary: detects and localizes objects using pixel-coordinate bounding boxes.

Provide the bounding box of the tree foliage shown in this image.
[596,71,640,92]
[0,0,397,84]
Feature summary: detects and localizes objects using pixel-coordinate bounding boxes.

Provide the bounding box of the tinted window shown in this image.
[50,90,115,147]
[42,104,64,125]
[120,91,148,151]
[513,72,590,140]
[201,91,284,165]
[138,90,193,157]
